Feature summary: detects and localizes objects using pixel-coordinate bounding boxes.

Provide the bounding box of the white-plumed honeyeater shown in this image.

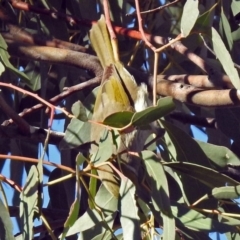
[90,15,153,197]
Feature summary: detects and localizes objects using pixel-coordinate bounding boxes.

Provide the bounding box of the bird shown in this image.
[89,15,153,198]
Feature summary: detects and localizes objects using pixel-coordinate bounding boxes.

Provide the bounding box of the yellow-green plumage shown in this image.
[89,15,151,197]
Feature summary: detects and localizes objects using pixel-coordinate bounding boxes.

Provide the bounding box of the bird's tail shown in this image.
[90,15,116,68]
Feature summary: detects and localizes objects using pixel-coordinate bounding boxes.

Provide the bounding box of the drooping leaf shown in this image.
[171,201,237,232]
[102,97,175,129]
[23,61,41,91]
[141,150,175,240]
[103,111,133,128]
[164,162,239,188]
[220,8,233,50]
[60,118,91,149]
[0,34,30,84]
[119,178,141,240]
[161,120,240,169]
[91,129,113,164]
[88,169,98,209]
[95,184,118,215]
[64,208,116,238]
[131,97,175,127]
[20,165,40,240]
[201,185,240,201]
[181,0,199,37]
[0,198,14,240]
[72,100,88,121]
[211,27,240,89]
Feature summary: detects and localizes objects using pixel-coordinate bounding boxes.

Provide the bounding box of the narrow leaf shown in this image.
[20,165,39,240]
[211,27,240,89]
[141,151,175,240]
[0,34,30,83]
[119,178,141,240]
[164,162,239,187]
[72,101,88,121]
[60,119,91,149]
[131,97,175,127]
[91,129,113,164]
[181,0,199,37]
[0,198,14,240]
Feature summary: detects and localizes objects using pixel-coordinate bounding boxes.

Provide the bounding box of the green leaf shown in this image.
[95,184,118,215]
[220,8,233,50]
[164,162,239,188]
[0,198,14,240]
[63,199,80,228]
[202,185,240,200]
[71,100,88,121]
[131,97,175,127]
[76,152,87,166]
[211,27,240,89]
[231,0,240,17]
[181,0,199,37]
[141,150,175,240]
[0,34,30,84]
[64,208,116,237]
[91,129,113,164]
[119,178,141,240]
[141,151,172,216]
[23,62,41,91]
[65,208,102,236]
[102,97,174,129]
[20,165,40,240]
[161,120,240,169]
[60,118,91,149]
[171,201,237,232]
[103,111,133,128]
[88,169,98,209]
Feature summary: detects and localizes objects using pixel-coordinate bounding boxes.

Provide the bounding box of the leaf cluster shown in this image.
[1,1,240,240]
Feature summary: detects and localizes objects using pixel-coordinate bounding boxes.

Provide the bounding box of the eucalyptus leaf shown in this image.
[181,0,199,37]
[20,165,40,240]
[95,184,118,215]
[91,129,113,164]
[0,198,14,240]
[0,34,30,84]
[65,208,102,237]
[161,120,240,169]
[141,150,175,240]
[72,100,88,121]
[60,118,91,149]
[171,201,237,232]
[211,27,240,89]
[131,97,175,127]
[103,111,133,128]
[164,162,239,188]
[119,178,141,240]
[220,9,233,50]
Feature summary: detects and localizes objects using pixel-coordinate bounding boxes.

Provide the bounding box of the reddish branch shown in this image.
[9,0,166,45]
[8,0,233,85]
[0,2,239,127]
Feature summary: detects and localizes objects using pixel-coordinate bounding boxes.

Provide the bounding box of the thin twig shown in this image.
[4,76,101,124]
[134,0,156,51]
[153,52,159,105]
[103,0,116,40]
[0,174,22,192]
[0,83,75,127]
[0,154,75,173]
[127,0,181,16]
[9,0,166,45]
